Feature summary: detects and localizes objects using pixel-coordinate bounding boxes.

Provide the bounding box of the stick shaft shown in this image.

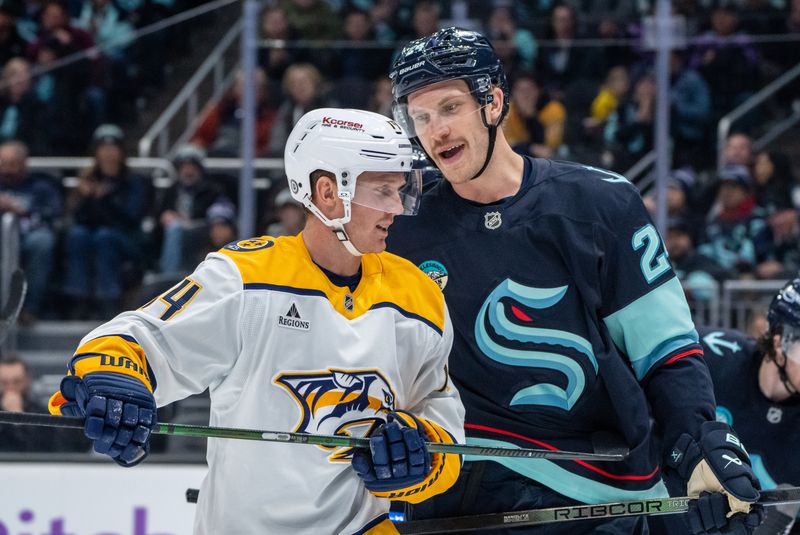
[396,488,800,534]
[0,411,627,461]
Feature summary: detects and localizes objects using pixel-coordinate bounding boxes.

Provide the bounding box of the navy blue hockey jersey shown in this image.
[387,157,716,504]
[699,327,800,489]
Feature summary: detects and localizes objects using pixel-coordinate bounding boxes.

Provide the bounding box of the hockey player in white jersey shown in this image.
[47,108,465,534]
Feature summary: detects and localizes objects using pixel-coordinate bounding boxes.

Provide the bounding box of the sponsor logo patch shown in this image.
[419,260,448,290]
[278,303,310,331]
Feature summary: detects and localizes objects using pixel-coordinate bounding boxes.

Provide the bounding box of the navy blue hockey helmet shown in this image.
[767,278,800,331]
[389,27,510,129]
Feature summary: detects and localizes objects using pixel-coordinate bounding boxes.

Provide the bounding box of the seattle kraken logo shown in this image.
[474,279,598,411]
[275,369,395,460]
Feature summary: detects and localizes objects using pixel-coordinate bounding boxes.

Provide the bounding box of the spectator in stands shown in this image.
[503,73,562,158]
[266,187,304,237]
[0,353,87,451]
[583,65,629,138]
[28,0,106,155]
[603,73,656,171]
[335,8,389,87]
[0,0,28,67]
[63,124,151,319]
[368,76,393,118]
[670,49,712,170]
[753,150,797,214]
[643,168,701,238]
[0,57,46,153]
[754,208,800,281]
[407,1,439,42]
[74,0,132,60]
[268,63,333,157]
[369,0,404,43]
[156,144,232,275]
[723,131,755,169]
[191,67,275,158]
[484,5,537,73]
[564,0,638,29]
[205,198,236,252]
[666,219,730,303]
[279,0,339,41]
[258,5,302,82]
[689,3,760,122]
[750,151,800,280]
[0,140,60,323]
[73,0,134,123]
[697,164,766,278]
[326,8,389,108]
[535,4,602,96]
[390,1,440,59]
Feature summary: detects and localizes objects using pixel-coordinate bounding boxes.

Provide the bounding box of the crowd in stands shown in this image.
[0,0,207,155]
[0,0,800,326]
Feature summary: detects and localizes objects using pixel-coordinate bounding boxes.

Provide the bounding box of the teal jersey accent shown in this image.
[465,437,669,504]
[604,277,698,380]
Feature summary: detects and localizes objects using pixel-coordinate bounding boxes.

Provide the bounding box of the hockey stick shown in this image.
[395,487,800,534]
[0,411,629,461]
[0,269,27,345]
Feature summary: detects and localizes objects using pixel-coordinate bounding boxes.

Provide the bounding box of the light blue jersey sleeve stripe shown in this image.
[603,277,699,380]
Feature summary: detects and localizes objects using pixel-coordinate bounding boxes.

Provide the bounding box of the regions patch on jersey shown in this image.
[224,237,275,251]
[418,260,448,290]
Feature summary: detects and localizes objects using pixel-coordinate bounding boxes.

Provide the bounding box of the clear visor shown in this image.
[392,87,486,138]
[350,170,423,216]
[780,325,800,363]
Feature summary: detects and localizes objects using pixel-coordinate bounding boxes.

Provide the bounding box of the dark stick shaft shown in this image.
[397,487,800,533]
[0,411,628,461]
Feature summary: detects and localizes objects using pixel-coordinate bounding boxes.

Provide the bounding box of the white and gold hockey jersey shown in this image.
[61,234,464,534]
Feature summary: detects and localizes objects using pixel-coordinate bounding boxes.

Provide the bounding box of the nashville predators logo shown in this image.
[274,369,395,461]
[224,237,275,251]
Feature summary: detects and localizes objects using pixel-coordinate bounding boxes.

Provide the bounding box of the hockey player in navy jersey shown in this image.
[47,108,465,534]
[386,27,763,534]
[690,281,800,534]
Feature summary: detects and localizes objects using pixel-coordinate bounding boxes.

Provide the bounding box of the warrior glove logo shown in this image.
[275,369,396,461]
[278,303,310,331]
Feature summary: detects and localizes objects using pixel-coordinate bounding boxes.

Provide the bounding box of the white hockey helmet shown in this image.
[284,108,422,255]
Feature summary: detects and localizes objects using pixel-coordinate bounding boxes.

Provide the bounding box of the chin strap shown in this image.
[304,197,364,257]
[468,106,499,181]
[776,361,800,401]
[332,223,364,257]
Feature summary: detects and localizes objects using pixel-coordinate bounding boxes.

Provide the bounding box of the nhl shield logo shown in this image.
[484,211,502,230]
[344,293,354,311]
[766,406,782,424]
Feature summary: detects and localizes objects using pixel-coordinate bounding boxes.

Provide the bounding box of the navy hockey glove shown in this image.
[52,372,157,467]
[351,411,432,492]
[668,421,764,534]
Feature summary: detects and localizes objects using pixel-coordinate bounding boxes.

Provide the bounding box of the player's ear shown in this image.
[487,86,504,125]
[314,173,338,209]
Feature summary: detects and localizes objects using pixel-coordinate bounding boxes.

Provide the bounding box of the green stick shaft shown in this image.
[0,411,628,461]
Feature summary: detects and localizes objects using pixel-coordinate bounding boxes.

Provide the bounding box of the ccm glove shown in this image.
[50,371,157,467]
[668,421,764,534]
[352,411,432,492]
